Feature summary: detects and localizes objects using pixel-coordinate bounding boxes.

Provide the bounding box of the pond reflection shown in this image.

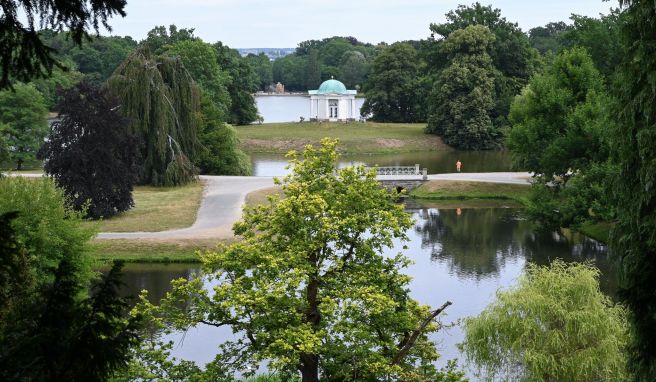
[112,203,616,374]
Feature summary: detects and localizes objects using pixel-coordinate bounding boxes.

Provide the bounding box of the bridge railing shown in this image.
[365,164,428,180]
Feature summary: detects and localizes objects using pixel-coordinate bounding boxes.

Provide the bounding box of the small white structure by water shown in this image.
[308,78,358,122]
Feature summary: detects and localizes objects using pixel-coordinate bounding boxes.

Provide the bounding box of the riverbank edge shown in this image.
[89,181,611,265]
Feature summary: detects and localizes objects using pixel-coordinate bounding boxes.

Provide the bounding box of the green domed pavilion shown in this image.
[308,77,357,121]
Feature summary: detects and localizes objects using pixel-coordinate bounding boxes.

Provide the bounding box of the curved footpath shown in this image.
[97,172,530,240]
[97,176,275,240]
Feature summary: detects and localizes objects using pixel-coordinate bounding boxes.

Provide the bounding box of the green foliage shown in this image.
[561,12,624,81]
[508,47,608,176]
[610,1,656,378]
[246,53,273,91]
[196,94,252,175]
[528,21,570,55]
[0,256,142,381]
[214,42,259,125]
[0,0,126,89]
[0,212,32,336]
[166,39,231,121]
[108,48,200,186]
[40,82,141,219]
[272,54,307,91]
[305,49,322,90]
[339,50,368,89]
[142,25,198,54]
[361,43,429,122]
[461,260,630,381]
[133,139,461,381]
[427,2,539,129]
[30,58,84,110]
[507,48,611,230]
[426,25,500,150]
[0,83,48,170]
[0,177,94,284]
[0,132,9,165]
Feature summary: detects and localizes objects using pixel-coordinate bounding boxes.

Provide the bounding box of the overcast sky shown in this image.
[104,0,616,48]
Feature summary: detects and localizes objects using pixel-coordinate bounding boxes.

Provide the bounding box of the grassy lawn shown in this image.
[578,221,612,244]
[244,186,282,207]
[88,238,228,264]
[411,180,530,203]
[236,122,449,154]
[85,181,204,232]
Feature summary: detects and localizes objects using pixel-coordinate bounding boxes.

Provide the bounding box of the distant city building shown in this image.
[237,48,295,60]
[308,78,357,122]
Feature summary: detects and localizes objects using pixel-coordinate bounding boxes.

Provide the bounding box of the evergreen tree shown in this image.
[40,82,141,219]
[108,48,200,186]
[0,0,126,89]
[426,25,499,150]
[611,0,656,378]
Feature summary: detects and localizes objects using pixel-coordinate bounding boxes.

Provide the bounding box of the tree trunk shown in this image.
[300,254,321,382]
[300,354,320,382]
[15,158,22,171]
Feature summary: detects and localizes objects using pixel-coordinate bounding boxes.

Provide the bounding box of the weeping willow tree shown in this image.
[108,48,200,186]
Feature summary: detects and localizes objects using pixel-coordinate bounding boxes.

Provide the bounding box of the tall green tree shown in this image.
[426,25,499,150]
[461,260,629,381]
[196,93,252,175]
[272,55,307,91]
[508,48,608,177]
[40,82,141,219]
[141,25,198,54]
[214,42,259,125]
[167,39,231,121]
[427,3,539,128]
[0,0,126,89]
[108,49,200,186]
[507,48,610,230]
[339,50,368,89]
[562,12,624,81]
[361,43,428,122]
[0,83,48,170]
[134,140,459,382]
[610,1,656,378]
[0,177,94,285]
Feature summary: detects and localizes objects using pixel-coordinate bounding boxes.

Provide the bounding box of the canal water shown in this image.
[117,203,613,374]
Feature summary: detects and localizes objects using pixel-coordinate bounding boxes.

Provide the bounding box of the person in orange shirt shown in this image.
[456,160,462,172]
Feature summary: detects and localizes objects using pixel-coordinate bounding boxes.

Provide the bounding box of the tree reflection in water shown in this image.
[412,207,617,295]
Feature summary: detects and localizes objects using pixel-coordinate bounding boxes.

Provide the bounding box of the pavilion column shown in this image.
[310,98,314,119]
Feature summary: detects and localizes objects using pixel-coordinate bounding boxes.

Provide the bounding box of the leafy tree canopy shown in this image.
[461,260,629,381]
[610,0,656,378]
[0,0,126,89]
[0,83,48,170]
[426,25,500,149]
[507,47,608,178]
[361,42,429,122]
[40,82,141,219]
[0,177,94,285]
[108,48,200,186]
[133,139,460,382]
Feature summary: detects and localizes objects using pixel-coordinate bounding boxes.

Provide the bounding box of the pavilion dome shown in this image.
[317,78,348,94]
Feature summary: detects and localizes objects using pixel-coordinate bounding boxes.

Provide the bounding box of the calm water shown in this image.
[254,95,366,123]
[116,203,613,375]
[251,150,513,176]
